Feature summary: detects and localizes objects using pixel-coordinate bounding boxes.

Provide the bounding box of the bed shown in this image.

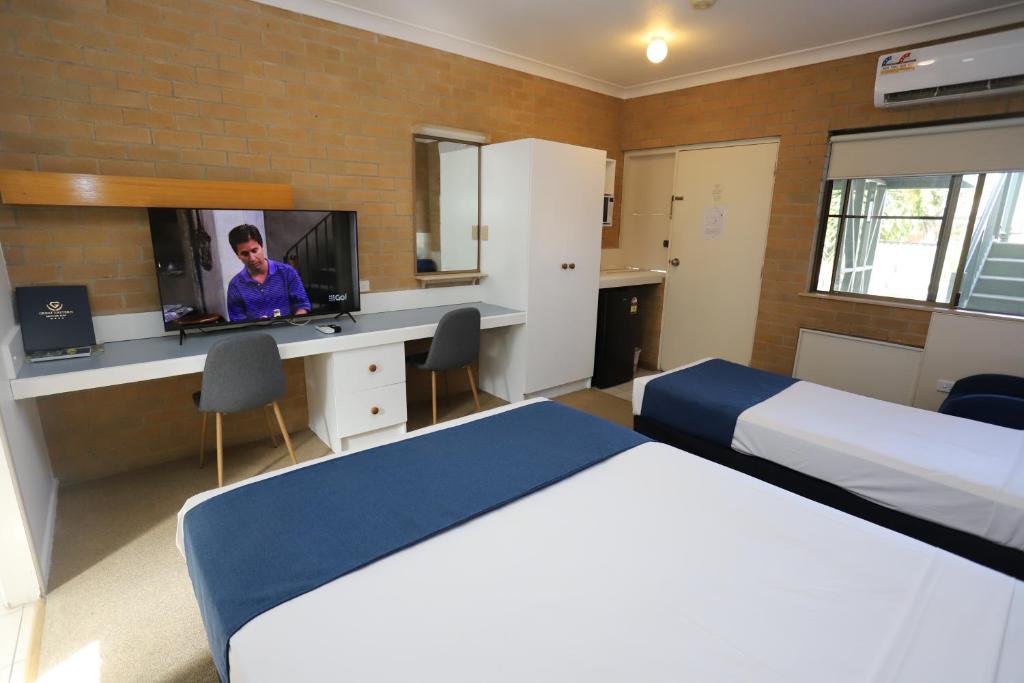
[633,358,1024,578]
[178,399,1024,683]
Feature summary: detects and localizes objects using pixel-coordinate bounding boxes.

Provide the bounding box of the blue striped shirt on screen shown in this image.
[226,260,311,321]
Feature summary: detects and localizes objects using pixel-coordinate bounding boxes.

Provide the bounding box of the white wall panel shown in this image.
[793,329,923,405]
[913,311,1024,410]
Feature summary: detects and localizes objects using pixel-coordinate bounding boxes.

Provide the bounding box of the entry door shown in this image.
[660,141,778,368]
[621,152,675,269]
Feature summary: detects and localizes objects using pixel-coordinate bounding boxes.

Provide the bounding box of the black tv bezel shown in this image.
[147,207,360,332]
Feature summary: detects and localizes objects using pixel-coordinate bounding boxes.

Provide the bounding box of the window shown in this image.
[813,119,1024,317]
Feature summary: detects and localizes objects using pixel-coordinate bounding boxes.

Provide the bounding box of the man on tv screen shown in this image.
[226,224,311,322]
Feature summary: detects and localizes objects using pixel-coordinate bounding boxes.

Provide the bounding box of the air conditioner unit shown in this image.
[874,27,1024,108]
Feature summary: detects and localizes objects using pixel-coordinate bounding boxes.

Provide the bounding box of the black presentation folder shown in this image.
[15,285,96,360]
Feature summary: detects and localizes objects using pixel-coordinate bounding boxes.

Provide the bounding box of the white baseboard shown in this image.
[525,378,592,400]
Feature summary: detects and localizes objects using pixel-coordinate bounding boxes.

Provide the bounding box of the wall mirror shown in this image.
[413,135,481,274]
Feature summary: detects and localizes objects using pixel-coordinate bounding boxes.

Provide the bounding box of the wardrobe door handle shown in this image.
[569,263,576,270]
[561,263,568,270]
[368,363,378,373]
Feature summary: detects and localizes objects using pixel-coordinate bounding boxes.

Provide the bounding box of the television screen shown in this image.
[148,208,359,331]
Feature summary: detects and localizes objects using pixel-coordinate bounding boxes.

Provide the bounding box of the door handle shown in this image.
[669,258,680,267]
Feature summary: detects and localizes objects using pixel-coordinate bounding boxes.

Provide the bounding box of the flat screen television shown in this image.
[147,208,359,331]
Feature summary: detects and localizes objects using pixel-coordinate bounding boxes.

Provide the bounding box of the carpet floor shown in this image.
[36,389,631,682]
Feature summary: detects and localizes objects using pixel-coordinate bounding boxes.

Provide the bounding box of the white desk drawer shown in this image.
[333,343,405,392]
[337,383,407,437]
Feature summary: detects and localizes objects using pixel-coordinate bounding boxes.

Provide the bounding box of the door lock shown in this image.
[669,258,680,267]
[669,195,685,219]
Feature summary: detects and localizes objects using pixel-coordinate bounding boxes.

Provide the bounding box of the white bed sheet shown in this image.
[178,400,1024,682]
[634,363,1024,550]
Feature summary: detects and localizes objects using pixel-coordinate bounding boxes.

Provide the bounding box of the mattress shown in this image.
[634,361,1024,551]
[179,399,1024,682]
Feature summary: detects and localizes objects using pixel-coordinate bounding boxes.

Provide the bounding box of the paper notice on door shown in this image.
[702,205,725,239]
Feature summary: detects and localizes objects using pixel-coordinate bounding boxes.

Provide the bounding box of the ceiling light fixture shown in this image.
[647,37,668,64]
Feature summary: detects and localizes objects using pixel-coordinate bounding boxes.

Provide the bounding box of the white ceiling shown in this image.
[258,0,1024,97]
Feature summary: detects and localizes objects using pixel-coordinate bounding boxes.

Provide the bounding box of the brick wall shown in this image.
[3,0,1022,480]
[637,283,663,370]
[0,0,622,302]
[622,44,1024,374]
[37,358,308,482]
[0,0,624,482]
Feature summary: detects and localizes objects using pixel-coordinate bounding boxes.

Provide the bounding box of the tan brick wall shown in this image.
[0,0,622,300]
[37,358,308,483]
[0,0,623,481]
[4,0,1021,481]
[637,282,663,370]
[622,42,1024,374]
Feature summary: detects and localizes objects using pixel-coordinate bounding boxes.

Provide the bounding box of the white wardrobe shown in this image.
[478,138,606,402]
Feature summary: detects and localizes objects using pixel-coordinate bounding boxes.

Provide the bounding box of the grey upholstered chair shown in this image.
[407,307,482,424]
[193,333,297,486]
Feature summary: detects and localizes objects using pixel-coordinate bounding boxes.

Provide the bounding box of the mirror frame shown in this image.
[411,134,482,276]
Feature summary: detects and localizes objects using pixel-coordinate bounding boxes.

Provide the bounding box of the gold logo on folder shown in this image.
[39,300,73,321]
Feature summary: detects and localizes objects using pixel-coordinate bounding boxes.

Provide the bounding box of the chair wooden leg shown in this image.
[199,412,208,468]
[466,365,481,411]
[431,371,438,425]
[263,404,278,448]
[215,413,224,488]
[272,401,298,465]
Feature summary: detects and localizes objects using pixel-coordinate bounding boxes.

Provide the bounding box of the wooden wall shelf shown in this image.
[414,272,487,288]
[0,170,293,209]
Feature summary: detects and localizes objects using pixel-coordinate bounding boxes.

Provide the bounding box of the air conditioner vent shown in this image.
[991,74,1024,90]
[884,87,942,104]
[874,28,1024,108]
[883,74,1024,105]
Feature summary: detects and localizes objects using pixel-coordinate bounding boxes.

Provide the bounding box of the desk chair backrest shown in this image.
[421,307,481,371]
[198,333,286,413]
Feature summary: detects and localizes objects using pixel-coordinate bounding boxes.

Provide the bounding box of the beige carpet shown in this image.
[37,389,631,682]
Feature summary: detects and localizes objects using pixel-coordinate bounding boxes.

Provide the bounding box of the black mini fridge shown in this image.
[592,286,644,389]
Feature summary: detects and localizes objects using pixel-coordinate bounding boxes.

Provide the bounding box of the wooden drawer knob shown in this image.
[368,363,378,373]
[370,406,380,415]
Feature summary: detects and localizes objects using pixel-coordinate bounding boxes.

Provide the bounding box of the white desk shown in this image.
[11,302,525,453]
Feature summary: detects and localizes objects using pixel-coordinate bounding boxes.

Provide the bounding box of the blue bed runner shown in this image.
[640,358,798,447]
[183,400,649,682]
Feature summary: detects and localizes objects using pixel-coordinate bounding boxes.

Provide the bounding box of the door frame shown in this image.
[655,137,780,369]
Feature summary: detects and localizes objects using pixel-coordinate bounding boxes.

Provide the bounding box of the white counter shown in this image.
[599,269,666,289]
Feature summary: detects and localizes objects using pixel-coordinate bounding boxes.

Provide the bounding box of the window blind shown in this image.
[827,118,1024,179]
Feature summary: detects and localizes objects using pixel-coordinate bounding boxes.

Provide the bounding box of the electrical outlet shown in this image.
[359,279,370,293]
[936,379,954,393]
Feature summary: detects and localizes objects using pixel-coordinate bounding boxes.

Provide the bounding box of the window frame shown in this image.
[810,172,993,309]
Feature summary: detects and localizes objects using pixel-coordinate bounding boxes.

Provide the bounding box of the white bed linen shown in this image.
[178,400,1024,682]
[634,363,1024,550]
